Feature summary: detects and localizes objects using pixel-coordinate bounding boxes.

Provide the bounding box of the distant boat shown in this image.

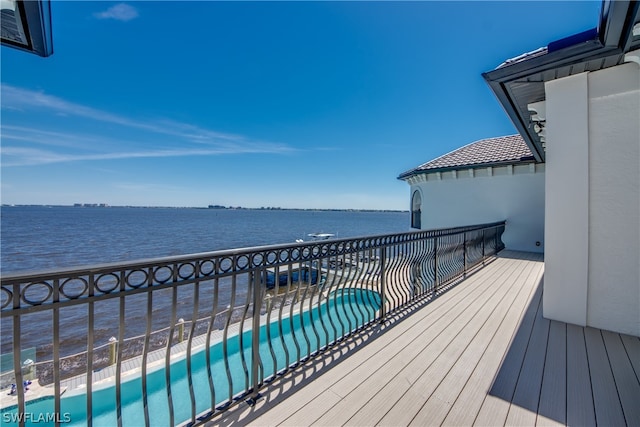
[294,233,335,243]
[307,233,335,240]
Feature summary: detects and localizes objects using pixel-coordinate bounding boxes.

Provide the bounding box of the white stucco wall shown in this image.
[544,59,640,336]
[544,73,590,328]
[587,62,640,336]
[408,164,545,253]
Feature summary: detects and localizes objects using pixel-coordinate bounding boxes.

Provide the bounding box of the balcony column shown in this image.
[463,232,467,276]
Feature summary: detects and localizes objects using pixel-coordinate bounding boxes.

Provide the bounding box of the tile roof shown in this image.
[398,134,534,179]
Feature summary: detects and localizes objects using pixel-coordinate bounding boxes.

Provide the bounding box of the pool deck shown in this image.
[212,250,640,427]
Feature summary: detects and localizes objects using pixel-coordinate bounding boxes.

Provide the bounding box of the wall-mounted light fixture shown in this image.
[528,101,547,150]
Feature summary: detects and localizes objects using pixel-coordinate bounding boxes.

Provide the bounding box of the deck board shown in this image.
[473,267,542,426]
[210,251,638,427]
[566,323,596,427]
[584,327,626,426]
[505,289,550,427]
[536,321,567,426]
[620,334,640,382]
[601,330,640,425]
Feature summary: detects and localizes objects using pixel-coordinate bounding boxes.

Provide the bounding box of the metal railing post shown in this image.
[249,270,262,405]
[379,248,386,323]
[463,232,467,277]
[482,229,486,264]
[11,303,25,427]
[433,236,439,294]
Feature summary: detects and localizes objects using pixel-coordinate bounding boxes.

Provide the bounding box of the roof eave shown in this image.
[482,40,611,163]
[483,78,545,163]
[482,1,640,164]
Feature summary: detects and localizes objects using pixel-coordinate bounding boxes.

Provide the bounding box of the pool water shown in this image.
[2,289,381,426]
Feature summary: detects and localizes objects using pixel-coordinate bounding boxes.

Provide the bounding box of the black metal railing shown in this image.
[0,221,504,426]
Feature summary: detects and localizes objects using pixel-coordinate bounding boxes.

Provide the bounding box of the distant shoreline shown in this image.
[1,204,409,213]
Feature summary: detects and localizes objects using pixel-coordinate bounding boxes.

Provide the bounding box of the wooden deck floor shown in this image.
[211,251,640,427]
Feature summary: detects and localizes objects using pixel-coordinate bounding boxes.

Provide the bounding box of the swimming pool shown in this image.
[2,288,382,426]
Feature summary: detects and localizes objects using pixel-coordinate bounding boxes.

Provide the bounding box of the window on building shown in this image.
[411,190,422,229]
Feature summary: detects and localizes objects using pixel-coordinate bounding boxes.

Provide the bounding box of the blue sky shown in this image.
[1,1,601,210]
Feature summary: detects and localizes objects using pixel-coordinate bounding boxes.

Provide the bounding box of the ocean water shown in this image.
[1,206,410,274]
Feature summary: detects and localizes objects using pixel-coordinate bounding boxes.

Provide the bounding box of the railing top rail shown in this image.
[1,221,505,283]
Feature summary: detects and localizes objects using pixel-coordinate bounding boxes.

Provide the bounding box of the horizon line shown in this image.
[0,203,409,213]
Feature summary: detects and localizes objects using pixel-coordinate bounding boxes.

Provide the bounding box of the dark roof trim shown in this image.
[1,0,53,57]
[599,0,638,50]
[548,28,599,53]
[485,37,606,82]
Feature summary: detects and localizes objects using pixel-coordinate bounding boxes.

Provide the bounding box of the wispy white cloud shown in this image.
[1,147,72,166]
[1,125,99,149]
[1,144,292,167]
[0,84,298,166]
[94,3,138,22]
[2,85,150,129]
[0,124,269,153]
[1,85,263,146]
